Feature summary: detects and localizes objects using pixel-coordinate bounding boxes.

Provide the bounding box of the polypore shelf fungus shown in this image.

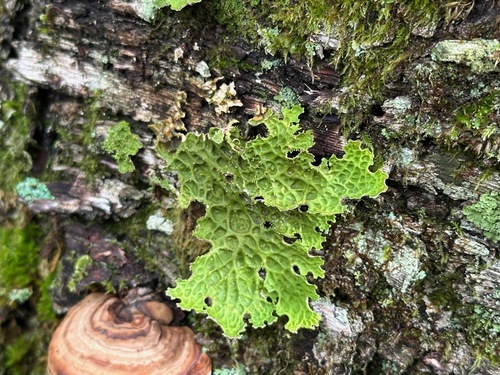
[47,293,212,375]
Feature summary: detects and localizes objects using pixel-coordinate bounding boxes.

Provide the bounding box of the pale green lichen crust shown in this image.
[431,39,500,73]
[15,177,54,203]
[161,105,387,337]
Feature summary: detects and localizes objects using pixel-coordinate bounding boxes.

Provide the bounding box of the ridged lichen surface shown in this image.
[162,105,387,337]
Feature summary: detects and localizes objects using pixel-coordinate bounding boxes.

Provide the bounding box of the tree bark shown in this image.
[1,0,499,374]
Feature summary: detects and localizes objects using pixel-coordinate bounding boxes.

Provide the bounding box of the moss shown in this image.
[0,220,55,374]
[207,0,443,128]
[103,121,142,174]
[67,255,93,293]
[36,270,57,322]
[0,82,33,192]
[210,0,260,40]
[4,335,34,374]
[54,93,104,182]
[207,43,256,72]
[450,90,500,160]
[3,330,50,375]
[456,304,500,366]
[0,224,39,291]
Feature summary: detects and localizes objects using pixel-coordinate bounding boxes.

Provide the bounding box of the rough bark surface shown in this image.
[1,0,499,374]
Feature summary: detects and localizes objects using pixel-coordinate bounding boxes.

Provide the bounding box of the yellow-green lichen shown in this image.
[103,121,142,174]
[161,105,387,337]
[154,0,202,11]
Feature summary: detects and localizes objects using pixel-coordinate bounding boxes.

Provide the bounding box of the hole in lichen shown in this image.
[254,196,264,201]
[263,221,272,229]
[371,104,385,117]
[287,150,300,158]
[293,265,300,275]
[258,268,266,280]
[204,297,212,307]
[283,233,301,244]
[224,173,233,182]
[299,204,309,212]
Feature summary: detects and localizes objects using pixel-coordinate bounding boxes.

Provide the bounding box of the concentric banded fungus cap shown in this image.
[47,293,212,375]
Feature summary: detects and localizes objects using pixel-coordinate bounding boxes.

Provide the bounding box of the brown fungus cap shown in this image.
[47,293,212,375]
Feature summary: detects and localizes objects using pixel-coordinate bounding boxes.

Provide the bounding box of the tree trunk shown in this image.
[1,0,499,374]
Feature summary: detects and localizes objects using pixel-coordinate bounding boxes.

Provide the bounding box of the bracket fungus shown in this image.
[47,293,212,375]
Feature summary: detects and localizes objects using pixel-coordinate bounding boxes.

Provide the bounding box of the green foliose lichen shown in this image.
[161,105,387,337]
[134,0,203,19]
[463,192,500,243]
[103,121,142,174]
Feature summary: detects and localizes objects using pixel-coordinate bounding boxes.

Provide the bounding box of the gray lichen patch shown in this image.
[431,39,500,73]
[311,299,365,373]
[131,0,157,22]
[146,211,174,235]
[355,216,427,294]
[467,261,500,312]
[195,61,212,78]
[312,299,358,338]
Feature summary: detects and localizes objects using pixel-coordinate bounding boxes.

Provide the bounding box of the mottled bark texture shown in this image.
[1,0,499,374]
